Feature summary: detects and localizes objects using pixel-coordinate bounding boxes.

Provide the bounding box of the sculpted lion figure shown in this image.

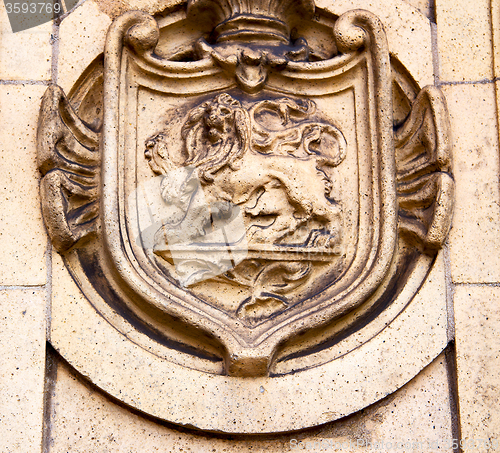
[181,93,251,184]
[144,93,250,253]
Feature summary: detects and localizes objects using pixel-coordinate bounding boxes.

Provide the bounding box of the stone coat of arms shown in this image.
[37,0,453,432]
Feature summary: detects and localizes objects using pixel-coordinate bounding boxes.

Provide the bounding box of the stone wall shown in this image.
[0,0,499,451]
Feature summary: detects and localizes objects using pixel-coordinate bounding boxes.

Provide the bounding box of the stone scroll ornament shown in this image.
[37,0,454,433]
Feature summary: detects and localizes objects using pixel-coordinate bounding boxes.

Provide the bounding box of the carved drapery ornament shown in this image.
[37,0,453,432]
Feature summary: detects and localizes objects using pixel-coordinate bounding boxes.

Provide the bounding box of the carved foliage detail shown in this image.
[395,86,454,251]
[196,37,311,92]
[37,85,101,252]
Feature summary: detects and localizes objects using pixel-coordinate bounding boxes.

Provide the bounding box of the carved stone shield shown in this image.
[38,0,453,432]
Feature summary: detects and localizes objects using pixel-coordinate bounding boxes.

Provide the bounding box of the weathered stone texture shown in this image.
[0,8,51,80]
[444,83,500,283]
[57,1,110,92]
[0,289,46,453]
[454,286,500,452]
[436,0,495,83]
[0,0,499,449]
[0,85,47,286]
[47,352,453,452]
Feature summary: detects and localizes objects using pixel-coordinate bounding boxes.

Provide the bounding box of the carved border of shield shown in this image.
[93,8,400,376]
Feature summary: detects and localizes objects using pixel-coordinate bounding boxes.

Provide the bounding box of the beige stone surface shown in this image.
[57,0,111,92]
[0,85,47,286]
[492,1,500,148]
[50,248,448,433]
[94,0,181,19]
[0,288,47,453]
[321,0,435,87]
[443,83,500,283]
[1,0,498,449]
[47,352,453,453]
[436,0,494,83]
[403,0,433,19]
[454,286,500,452]
[493,0,500,78]
[93,0,436,25]
[0,5,52,80]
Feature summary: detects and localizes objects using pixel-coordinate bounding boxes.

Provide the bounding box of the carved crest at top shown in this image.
[37,0,453,390]
[186,0,317,91]
[187,0,316,35]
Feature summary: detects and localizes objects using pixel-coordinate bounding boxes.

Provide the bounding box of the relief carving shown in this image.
[147,94,345,322]
[37,0,454,431]
[37,85,100,252]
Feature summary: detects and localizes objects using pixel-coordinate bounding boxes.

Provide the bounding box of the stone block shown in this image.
[436,0,494,83]
[443,83,500,283]
[0,85,47,286]
[0,288,46,453]
[0,4,52,81]
[454,286,500,452]
[57,0,111,92]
